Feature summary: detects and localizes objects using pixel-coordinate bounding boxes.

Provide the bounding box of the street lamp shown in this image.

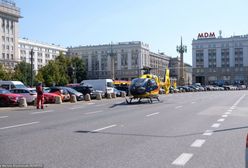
[30,48,34,87]
[176,37,187,85]
[108,42,116,80]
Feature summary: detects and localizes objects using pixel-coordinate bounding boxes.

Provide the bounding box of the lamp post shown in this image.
[30,48,34,87]
[176,37,187,86]
[109,42,115,80]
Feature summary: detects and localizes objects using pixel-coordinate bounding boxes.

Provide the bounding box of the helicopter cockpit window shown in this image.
[131,78,147,87]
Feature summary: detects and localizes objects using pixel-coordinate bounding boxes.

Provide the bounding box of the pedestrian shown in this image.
[36,82,44,109]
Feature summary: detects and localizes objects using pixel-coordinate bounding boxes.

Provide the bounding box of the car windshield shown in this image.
[15,84,27,89]
[0,89,11,94]
[65,87,79,94]
[107,82,114,87]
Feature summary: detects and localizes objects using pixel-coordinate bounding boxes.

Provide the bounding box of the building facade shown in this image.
[192,32,248,85]
[19,38,67,72]
[169,57,192,85]
[68,41,170,81]
[0,0,21,69]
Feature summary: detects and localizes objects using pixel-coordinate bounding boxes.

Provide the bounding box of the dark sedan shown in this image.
[63,87,84,101]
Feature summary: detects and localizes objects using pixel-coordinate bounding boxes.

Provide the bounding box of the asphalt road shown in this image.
[0,90,248,168]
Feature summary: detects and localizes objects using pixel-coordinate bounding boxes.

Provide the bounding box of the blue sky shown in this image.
[15,0,248,65]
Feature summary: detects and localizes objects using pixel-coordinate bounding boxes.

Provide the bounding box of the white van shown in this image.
[0,81,26,90]
[80,79,114,95]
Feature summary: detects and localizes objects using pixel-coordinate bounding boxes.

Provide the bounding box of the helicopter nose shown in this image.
[131,86,146,95]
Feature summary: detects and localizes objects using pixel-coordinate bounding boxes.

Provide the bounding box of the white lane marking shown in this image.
[230,106,235,110]
[85,110,103,115]
[172,153,193,166]
[217,118,225,122]
[222,114,228,118]
[227,109,232,112]
[146,112,160,117]
[191,102,196,104]
[69,106,85,110]
[211,123,221,128]
[224,112,231,115]
[0,116,8,119]
[191,139,206,148]
[233,94,246,106]
[175,106,182,109]
[0,122,40,130]
[31,110,54,114]
[203,130,213,136]
[92,124,117,132]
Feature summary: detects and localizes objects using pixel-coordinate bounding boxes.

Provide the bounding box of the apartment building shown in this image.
[19,38,67,72]
[0,0,21,69]
[68,41,170,80]
[192,32,248,85]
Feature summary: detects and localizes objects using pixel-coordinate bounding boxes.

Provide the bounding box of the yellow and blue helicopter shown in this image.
[126,66,169,104]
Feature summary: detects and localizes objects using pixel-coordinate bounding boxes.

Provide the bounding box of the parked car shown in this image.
[68,84,104,99]
[10,88,37,104]
[67,84,93,96]
[63,87,84,101]
[43,92,58,104]
[114,88,122,97]
[0,81,26,90]
[0,88,23,107]
[49,87,70,101]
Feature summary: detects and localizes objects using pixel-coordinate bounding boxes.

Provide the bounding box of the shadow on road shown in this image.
[75,125,248,138]
[109,100,164,108]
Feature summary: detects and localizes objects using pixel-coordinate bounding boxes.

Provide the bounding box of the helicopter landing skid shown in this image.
[125,96,160,104]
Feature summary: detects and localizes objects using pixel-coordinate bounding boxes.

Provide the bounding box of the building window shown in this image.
[2,53,5,59]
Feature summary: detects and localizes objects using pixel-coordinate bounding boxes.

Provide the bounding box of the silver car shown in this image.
[10,88,37,104]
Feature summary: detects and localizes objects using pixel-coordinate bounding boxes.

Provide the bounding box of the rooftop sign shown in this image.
[198,32,216,39]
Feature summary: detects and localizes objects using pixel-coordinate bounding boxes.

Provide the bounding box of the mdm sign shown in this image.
[198,32,216,39]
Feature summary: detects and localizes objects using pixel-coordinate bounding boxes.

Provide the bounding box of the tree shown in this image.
[13,61,34,86]
[0,64,6,80]
[34,53,87,86]
[70,57,87,83]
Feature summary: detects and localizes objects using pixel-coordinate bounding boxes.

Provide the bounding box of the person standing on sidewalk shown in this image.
[36,82,44,109]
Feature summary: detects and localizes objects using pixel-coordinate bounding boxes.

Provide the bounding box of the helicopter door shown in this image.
[147,79,158,91]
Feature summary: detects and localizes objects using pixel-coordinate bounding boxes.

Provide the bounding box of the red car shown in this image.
[0,88,23,107]
[43,92,58,104]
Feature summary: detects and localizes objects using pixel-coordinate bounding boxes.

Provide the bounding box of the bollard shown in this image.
[84,94,91,101]
[70,95,77,103]
[106,93,112,99]
[96,93,102,100]
[55,96,62,104]
[19,97,27,107]
[121,91,126,98]
[111,93,116,99]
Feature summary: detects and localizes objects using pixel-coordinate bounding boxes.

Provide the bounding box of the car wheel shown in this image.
[0,98,6,107]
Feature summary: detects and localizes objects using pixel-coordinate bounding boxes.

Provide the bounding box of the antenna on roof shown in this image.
[219,30,222,38]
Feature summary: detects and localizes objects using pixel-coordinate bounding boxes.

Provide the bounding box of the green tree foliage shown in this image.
[70,57,87,83]
[34,53,87,86]
[13,61,34,86]
[0,64,6,80]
